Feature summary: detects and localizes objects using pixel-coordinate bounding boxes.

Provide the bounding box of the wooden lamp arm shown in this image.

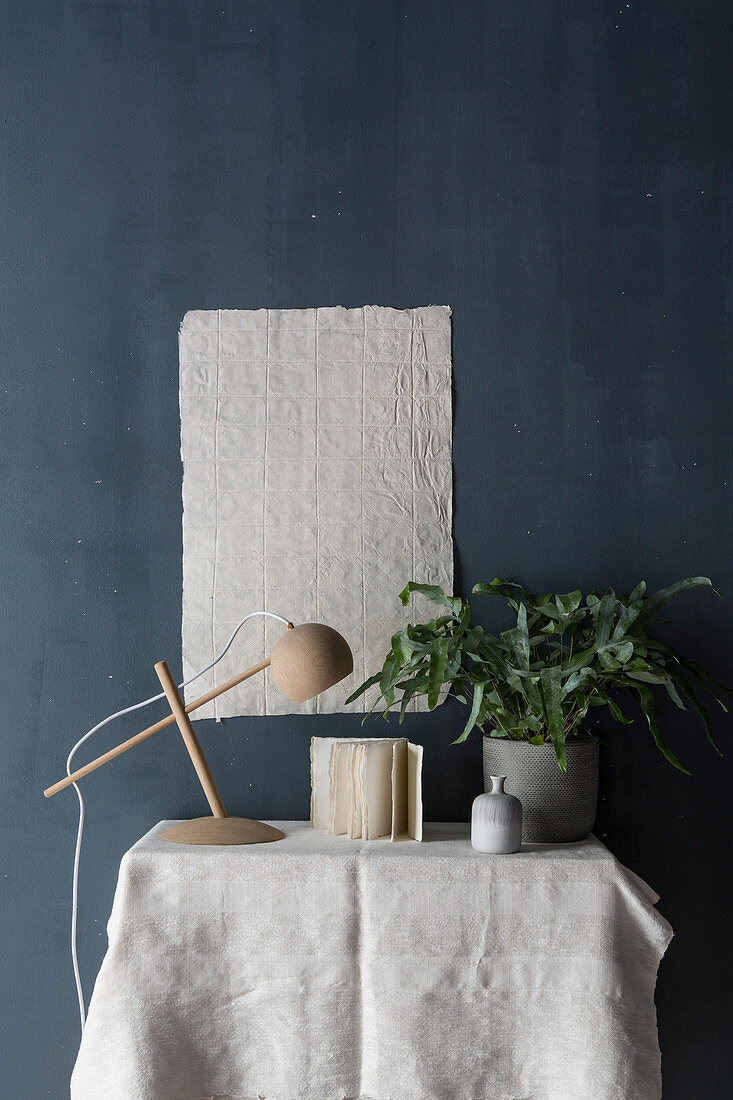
[154,660,228,819]
[43,656,271,798]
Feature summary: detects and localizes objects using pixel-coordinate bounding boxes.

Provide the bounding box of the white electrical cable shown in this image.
[65,610,291,1033]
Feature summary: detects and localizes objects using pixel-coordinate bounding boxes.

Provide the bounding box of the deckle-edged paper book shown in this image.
[311,736,423,841]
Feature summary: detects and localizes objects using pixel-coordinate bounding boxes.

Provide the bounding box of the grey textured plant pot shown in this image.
[482,736,599,843]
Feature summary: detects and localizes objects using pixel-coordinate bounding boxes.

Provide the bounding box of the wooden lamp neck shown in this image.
[43,656,271,799]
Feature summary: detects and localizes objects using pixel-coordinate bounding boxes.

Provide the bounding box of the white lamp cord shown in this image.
[66,610,291,1034]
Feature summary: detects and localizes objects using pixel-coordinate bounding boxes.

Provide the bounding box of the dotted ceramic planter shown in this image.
[482,736,599,843]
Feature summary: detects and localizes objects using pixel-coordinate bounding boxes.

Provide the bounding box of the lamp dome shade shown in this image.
[270,623,353,703]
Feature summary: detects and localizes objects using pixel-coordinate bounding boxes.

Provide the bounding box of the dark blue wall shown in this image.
[1,2,731,1095]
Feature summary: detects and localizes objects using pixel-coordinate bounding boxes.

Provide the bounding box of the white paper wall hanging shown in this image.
[179,305,453,717]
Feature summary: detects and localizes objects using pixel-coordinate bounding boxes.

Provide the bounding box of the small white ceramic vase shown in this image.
[471,775,522,854]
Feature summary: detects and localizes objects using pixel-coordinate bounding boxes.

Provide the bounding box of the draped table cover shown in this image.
[71,822,672,1100]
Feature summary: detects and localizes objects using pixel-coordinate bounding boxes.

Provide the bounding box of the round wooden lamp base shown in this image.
[158,817,286,846]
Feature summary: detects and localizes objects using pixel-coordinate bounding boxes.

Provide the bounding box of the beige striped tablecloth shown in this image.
[71,822,672,1100]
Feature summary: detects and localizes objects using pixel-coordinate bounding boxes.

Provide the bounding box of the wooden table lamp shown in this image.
[44,622,353,845]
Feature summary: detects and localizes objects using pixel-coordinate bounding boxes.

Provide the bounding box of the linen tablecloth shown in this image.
[71,822,672,1100]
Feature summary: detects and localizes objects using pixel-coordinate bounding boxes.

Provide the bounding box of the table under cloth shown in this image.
[71,822,672,1100]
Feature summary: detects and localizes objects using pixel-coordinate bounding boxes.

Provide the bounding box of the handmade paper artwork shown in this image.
[179,305,453,717]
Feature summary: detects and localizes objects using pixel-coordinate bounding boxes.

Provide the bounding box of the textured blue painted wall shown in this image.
[1,1,731,1095]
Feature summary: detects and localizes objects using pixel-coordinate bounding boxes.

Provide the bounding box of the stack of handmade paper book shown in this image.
[310,737,423,841]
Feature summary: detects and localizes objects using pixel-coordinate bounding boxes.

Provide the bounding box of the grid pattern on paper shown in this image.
[179,305,453,718]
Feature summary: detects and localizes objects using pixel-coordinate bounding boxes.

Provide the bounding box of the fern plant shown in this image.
[345,577,731,772]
